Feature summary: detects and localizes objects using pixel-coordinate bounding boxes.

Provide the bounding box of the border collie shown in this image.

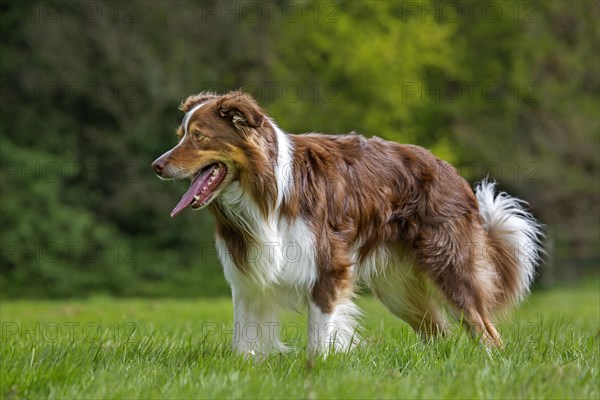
[152,91,543,355]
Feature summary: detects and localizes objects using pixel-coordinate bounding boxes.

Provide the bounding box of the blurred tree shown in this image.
[0,0,268,297]
[269,0,458,161]
[434,0,599,280]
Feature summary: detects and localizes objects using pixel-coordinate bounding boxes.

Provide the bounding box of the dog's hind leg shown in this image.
[414,226,504,347]
[439,259,504,347]
[454,304,502,347]
[369,256,448,340]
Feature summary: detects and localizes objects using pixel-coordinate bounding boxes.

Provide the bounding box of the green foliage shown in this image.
[0,0,597,297]
[437,1,600,272]
[0,137,130,297]
[0,1,245,298]
[1,281,598,398]
[270,1,458,157]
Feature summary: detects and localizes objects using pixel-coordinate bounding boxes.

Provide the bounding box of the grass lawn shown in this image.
[1,279,598,399]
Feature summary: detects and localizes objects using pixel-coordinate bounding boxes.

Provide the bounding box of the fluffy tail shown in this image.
[475,180,544,309]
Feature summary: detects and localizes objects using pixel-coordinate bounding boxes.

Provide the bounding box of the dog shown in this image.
[152,91,543,355]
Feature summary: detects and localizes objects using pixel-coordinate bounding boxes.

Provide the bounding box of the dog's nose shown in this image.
[152,158,165,176]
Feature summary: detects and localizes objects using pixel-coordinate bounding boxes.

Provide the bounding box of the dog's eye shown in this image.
[194,133,206,141]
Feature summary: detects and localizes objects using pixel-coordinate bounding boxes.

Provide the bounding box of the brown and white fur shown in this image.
[152,91,543,356]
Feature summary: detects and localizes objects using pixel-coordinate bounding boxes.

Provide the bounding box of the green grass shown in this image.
[1,280,599,399]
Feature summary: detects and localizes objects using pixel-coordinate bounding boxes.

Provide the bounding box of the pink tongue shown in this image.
[170,166,214,217]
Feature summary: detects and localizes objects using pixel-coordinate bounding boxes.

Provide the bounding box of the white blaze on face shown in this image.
[181,102,207,139]
[269,119,293,209]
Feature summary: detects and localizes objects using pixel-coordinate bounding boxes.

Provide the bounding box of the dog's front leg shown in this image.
[307,299,360,356]
[231,290,286,357]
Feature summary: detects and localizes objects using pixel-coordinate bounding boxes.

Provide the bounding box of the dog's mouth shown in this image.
[170,162,228,217]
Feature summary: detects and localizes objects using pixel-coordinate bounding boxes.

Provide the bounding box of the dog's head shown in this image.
[152,91,279,217]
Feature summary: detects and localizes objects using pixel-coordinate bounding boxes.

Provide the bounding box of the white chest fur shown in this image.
[215,182,318,300]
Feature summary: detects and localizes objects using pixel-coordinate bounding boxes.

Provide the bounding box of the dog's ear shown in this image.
[217,91,265,131]
[179,92,218,113]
